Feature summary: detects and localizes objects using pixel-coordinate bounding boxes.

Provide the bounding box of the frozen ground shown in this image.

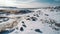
[0,8,60,34]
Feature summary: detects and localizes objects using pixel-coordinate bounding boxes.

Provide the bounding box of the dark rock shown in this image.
[36,14,39,17]
[43,19,56,24]
[55,23,60,27]
[21,21,25,24]
[30,17,37,21]
[52,27,59,31]
[26,18,30,20]
[54,28,59,31]
[20,27,24,31]
[35,29,42,33]
[45,14,49,16]
[50,19,56,24]
[17,10,33,14]
[33,14,39,17]
[44,20,49,23]
[54,6,60,9]
[33,14,36,16]
[22,24,27,27]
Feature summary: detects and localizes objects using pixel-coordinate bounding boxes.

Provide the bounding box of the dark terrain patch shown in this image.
[26,18,30,20]
[0,17,9,22]
[21,21,27,28]
[0,29,15,34]
[36,14,39,17]
[41,19,56,24]
[26,17,37,21]
[55,23,60,27]
[22,24,27,28]
[20,27,24,31]
[52,27,59,31]
[30,17,37,21]
[16,27,18,30]
[27,15,30,17]
[21,21,25,24]
[0,12,10,15]
[0,21,2,23]
[50,9,54,12]
[34,29,42,33]
[45,14,49,16]
[3,18,9,22]
[33,14,39,17]
[16,10,33,14]
[49,19,56,24]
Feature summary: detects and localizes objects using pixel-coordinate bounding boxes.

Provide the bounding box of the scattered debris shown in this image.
[33,14,39,17]
[49,19,56,24]
[41,18,56,24]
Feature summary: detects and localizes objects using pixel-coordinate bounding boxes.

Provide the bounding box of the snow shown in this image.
[0,8,60,34]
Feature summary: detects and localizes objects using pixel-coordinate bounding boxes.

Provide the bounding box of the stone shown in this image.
[20,27,24,31]
[22,24,27,28]
[35,29,42,33]
[45,14,49,16]
[21,21,25,24]
[30,17,37,21]
[55,23,60,27]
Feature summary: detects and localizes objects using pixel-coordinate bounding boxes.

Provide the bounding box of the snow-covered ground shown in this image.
[0,8,60,34]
